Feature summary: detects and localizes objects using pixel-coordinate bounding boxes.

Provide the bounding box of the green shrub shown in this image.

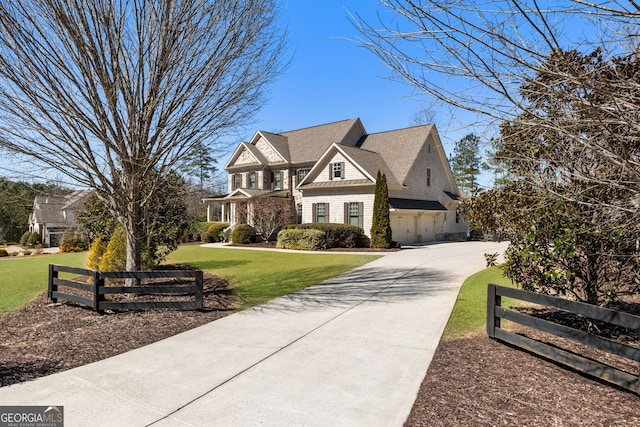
[207,222,229,241]
[9,251,19,257]
[22,250,32,256]
[0,249,8,257]
[295,223,368,248]
[231,224,256,244]
[19,231,31,246]
[59,229,89,252]
[26,232,41,248]
[276,229,326,250]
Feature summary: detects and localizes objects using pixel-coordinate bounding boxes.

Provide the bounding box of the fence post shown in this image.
[195,270,203,310]
[94,270,104,314]
[487,284,501,338]
[48,264,58,303]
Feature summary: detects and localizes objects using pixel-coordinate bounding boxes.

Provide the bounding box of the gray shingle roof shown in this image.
[335,144,400,187]
[358,124,434,186]
[280,118,365,163]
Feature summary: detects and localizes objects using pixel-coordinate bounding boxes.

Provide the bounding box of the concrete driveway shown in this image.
[0,240,508,426]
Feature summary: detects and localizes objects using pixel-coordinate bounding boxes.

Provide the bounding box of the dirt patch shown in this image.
[0,272,236,387]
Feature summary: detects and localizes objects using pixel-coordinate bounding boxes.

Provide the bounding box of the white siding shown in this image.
[302,191,375,236]
[313,153,368,183]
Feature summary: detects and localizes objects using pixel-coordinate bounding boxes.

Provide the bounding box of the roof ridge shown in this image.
[367,123,433,136]
[280,118,359,135]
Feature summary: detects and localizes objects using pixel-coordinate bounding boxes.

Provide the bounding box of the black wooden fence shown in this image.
[487,284,640,394]
[48,264,203,313]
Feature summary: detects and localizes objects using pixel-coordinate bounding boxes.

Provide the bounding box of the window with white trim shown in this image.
[314,202,328,223]
[248,171,257,189]
[232,173,241,190]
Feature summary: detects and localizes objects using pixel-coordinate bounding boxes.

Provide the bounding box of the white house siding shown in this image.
[302,190,375,236]
[316,153,368,183]
[255,137,283,162]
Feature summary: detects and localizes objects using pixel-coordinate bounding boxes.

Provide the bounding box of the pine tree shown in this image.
[451,133,484,193]
[370,171,392,248]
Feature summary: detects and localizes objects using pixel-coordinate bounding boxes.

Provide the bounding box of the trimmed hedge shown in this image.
[231,224,256,244]
[276,229,326,251]
[294,223,369,248]
[207,222,230,242]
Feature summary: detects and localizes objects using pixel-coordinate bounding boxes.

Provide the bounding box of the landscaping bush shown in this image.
[231,224,256,244]
[87,237,107,271]
[276,229,326,250]
[0,249,8,257]
[99,224,126,272]
[19,231,31,246]
[207,222,229,241]
[26,232,41,248]
[59,229,89,252]
[295,223,368,248]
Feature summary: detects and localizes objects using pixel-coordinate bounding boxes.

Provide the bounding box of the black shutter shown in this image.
[344,202,349,224]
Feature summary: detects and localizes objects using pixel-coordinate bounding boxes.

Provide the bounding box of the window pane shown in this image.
[349,202,359,226]
[333,163,341,178]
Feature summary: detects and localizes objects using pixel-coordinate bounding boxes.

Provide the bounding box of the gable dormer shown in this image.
[226,142,264,169]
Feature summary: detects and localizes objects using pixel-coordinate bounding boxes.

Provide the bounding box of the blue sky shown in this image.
[227,0,463,156]
[0,1,469,184]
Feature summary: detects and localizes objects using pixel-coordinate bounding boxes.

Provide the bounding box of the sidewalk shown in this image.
[0,241,508,426]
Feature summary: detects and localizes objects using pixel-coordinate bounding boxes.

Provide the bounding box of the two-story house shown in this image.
[203,118,467,244]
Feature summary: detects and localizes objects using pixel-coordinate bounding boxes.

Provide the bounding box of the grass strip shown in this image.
[443,266,518,339]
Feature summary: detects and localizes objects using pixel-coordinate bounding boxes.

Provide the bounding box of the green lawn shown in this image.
[1,245,381,314]
[0,252,88,314]
[166,245,381,308]
[443,266,518,339]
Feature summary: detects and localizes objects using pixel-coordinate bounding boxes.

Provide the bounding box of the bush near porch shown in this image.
[277,223,369,250]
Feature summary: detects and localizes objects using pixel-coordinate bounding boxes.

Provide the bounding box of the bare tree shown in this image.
[0,0,288,271]
[356,1,640,303]
[249,197,295,241]
[354,1,640,202]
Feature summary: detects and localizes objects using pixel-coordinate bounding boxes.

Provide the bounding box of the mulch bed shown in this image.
[405,298,640,426]
[0,272,236,387]
[405,336,640,426]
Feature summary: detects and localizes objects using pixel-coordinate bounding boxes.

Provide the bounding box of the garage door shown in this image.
[390,215,417,244]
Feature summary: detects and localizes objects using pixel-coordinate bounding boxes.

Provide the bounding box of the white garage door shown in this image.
[390,215,417,244]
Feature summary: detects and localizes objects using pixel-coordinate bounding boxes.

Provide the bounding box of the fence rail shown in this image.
[487,284,640,394]
[48,264,203,313]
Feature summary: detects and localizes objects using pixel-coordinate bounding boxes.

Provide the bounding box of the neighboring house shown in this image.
[28,190,92,247]
[203,118,468,244]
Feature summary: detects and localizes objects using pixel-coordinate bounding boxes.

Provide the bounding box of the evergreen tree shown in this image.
[370,171,392,248]
[450,133,484,193]
[179,141,218,191]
